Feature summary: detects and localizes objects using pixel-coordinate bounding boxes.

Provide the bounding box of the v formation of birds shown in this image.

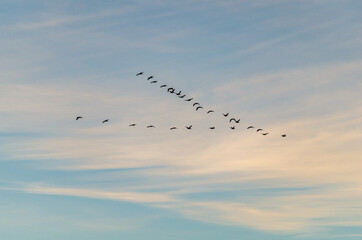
[76,72,287,138]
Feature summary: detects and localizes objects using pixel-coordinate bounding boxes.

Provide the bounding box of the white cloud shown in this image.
[1,58,362,233]
[1,10,362,233]
[14,8,135,30]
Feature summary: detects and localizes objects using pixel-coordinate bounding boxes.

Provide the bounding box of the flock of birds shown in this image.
[76,72,287,138]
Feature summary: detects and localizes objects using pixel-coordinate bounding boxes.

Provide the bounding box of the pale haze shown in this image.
[1,1,362,239]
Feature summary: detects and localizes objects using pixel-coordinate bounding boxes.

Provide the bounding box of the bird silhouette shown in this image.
[147,125,155,128]
[147,76,154,80]
[230,126,235,130]
[207,110,214,114]
[256,129,263,132]
[178,94,186,98]
[281,134,287,137]
[170,127,177,130]
[209,127,215,130]
[247,126,254,129]
[222,113,229,117]
[185,125,192,129]
[76,116,83,120]
[262,133,269,136]
[175,91,182,95]
[160,85,167,88]
[229,118,240,123]
[150,80,157,83]
[185,98,193,101]
[102,119,109,123]
[193,102,200,106]
[129,124,136,127]
[196,106,203,111]
[167,87,175,93]
[136,72,143,76]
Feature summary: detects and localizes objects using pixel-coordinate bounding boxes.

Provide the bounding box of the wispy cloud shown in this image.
[1,57,362,234]
[1,1,362,237]
[16,185,173,203]
[4,177,362,234]
[14,8,135,30]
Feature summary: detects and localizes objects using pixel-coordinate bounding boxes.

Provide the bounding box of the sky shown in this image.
[0,0,362,239]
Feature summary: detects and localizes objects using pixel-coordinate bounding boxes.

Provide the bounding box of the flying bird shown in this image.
[150,80,157,83]
[129,124,136,127]
[160,85,167,88]
[262,133,269,136]
[229,118,240,123]
[136,72,143,76]
[147,76,154,80]
[147,125,155,128]
[170,127,177,130]
[196,106,203,111]
[76,116,83,120]
[185,125,192,129]
[175,91,182,95]
[222,113,229,117]
[281,134,287,137]
[207,110,214,114]
[193,102,200,106]
[256,129,263,132]
[178,94,186,98]
[167,87,175,93]
[185,98,193,101]
[230,126,235,130]
[209,127,215,130]
[102,119,109,123]
[247,126,254,129]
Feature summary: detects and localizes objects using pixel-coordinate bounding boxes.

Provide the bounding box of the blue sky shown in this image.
[1,0,362,239]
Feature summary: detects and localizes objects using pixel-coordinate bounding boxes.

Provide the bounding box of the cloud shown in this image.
[214,60,362,121]
[1,57,362,234]
[1,10,362,233]
[14,8,135,30]
[5,176,362,234]
[2,184,174,203]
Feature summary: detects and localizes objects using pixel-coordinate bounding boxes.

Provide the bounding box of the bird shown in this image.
[150,80,157,83]
[222,113,229,117]
[129,124,136,127]
[175,91,182,95]
[230,126,235,130]
[185,125,192,129]
[185,98,193,101]
[247,126,254,129]
[160,85,167,88]
[281,134,287,137]
[229,118,240,123]
[147,76,154,80]
[207,110,214,114]
[170,127,177,130]
[178,94,186,98]
[76,116,83,120]
[136,72,143,76]
[147,125,155,128]
[102,119,109,123]
[167,87,175,93]
[209,127,215,130]
[262,133,269,136]
[193,102,200,106]
[196,106,203,111]
[256,128,263,132]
